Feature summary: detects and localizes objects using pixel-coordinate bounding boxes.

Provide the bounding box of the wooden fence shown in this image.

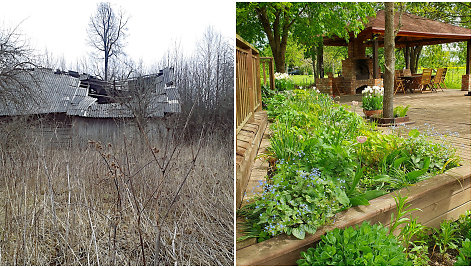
[236,35,263,134]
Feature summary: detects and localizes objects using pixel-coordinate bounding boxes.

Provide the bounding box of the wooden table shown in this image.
[399,74,435,92]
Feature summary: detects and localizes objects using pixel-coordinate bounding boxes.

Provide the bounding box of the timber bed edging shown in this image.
[236,164,471,266]
[236,111,268,209]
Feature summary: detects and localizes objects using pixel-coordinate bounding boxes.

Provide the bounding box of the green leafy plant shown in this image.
[433,219,459,255]
[393,105,410,117]
[361,86,383,111]
[297,221,411,266]
[455,239,471,266]
[398,218,431,265]
[240,88,460,243]
[389,194,421,236]
[238,162,344,241]
[456,210,471,241]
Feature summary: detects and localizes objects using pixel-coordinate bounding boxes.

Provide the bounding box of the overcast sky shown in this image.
[0,0,234,69]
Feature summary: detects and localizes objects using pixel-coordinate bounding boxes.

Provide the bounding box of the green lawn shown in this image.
[263,67,466,90]
[290,74,315,86]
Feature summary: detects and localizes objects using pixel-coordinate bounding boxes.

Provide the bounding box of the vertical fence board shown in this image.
[236,36,263,134]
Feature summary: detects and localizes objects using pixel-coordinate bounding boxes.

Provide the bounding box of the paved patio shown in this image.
[338,88,471,164]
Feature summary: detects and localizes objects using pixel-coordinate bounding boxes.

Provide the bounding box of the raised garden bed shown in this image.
[236,165,471,266]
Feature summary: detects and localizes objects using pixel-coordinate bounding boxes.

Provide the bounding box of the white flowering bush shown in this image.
[274,72,290,80]
[362,86,384,111]
[274,72,294,91]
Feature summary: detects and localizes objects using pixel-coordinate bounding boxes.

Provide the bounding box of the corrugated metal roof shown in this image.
[0,68,181,118]
[166,86,180,101]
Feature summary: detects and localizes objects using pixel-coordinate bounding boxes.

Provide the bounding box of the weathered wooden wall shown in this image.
[0,115,170,149]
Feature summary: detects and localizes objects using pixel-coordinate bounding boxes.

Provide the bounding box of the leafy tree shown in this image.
[237,2,376,73]
[285,35,305,71]
[292,3,376,78]
[237,2,307,73]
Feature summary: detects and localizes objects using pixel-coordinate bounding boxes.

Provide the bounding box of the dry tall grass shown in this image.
[0,120,233,265]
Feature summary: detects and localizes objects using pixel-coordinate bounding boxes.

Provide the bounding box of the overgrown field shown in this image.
[0,119,233,265]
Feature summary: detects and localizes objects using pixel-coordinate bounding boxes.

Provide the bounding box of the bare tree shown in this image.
[87,2,128,81]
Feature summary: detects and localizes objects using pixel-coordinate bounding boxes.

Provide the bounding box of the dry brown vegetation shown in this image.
[0,119,233,265]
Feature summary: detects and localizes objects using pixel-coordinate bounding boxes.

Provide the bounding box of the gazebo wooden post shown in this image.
[467,40,471,75]
[373,35,379,79]
[465,40,471,94]
[405,44,410,70]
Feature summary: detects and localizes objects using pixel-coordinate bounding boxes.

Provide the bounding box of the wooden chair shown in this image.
[439,67,447,89]
[402,69,412,76]
[431,68,444,92]
[418,68,433,93]
[394,70,406,94]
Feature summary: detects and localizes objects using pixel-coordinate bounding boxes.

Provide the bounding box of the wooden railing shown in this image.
[260,57,275,90]
[236,35,262,134]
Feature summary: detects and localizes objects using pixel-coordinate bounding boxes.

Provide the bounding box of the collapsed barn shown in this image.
[0,67,181,145]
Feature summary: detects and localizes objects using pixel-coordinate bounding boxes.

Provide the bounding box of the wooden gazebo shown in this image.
[320,10,471,95]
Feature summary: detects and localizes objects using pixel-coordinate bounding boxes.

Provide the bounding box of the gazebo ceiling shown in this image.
[324,10,471,47]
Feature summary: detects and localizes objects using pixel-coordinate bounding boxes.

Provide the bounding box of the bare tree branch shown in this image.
[87,2,128,81]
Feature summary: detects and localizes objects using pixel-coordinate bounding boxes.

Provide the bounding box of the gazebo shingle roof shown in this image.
[324,10,471,47]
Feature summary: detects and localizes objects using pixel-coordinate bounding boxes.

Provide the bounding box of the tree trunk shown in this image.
[255,6,290,73]
[311,46,317,81]
[411,46,422,74]
[274,47,287,73]
[404,45,422,74]
[104,54,109,81]
[316,44,324,78]
[383,2,395,119]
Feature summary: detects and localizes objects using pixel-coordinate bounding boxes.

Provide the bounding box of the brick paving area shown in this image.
[339,89,471,164]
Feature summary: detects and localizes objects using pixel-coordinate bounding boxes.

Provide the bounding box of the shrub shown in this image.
[274,72,295,91]
[297,222,411,266]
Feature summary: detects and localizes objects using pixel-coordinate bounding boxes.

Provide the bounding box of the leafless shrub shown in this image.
[0,25,37,111]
